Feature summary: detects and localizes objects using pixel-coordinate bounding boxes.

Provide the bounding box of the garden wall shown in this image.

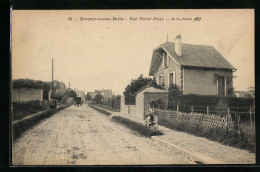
[12,88,43,102]
[120,95,137,115]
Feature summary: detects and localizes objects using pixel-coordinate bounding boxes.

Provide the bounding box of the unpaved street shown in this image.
[12,104,193,165]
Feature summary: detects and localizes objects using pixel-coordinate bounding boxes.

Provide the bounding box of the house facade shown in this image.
[149,35,236,96]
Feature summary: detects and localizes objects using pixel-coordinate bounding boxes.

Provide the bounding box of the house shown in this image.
[149,35,236,96]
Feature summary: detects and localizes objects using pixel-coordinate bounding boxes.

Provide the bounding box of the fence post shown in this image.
[207,106,209,115]
[177,105,179,113]
[191,106,193,114]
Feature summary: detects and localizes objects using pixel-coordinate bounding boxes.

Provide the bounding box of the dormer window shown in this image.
[163,52,169,68]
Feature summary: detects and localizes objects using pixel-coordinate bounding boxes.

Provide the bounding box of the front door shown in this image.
[218,76,225,96]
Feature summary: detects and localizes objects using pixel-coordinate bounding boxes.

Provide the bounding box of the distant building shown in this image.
[91,89,113,100]
[94,90,102,95]
[75,89,85,98]
[102,89,113,100]
[234,90,255,98]
[87,92,96,99]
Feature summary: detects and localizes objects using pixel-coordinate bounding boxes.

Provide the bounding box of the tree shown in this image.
[51,92,63,101]
[123,75,163,105]
[93,94,104,104]
[42,83,50,100]
[168,83,183,105]
[123,75,163,97]
[86,94,92,101]
[64,88,77,98]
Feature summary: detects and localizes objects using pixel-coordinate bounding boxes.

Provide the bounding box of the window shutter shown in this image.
[168,73,171,87]
[167,54,170,67]
[174,72,176,84]
[162,53,165,68]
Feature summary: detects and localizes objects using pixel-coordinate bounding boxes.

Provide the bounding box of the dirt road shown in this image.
[12,104,194,165]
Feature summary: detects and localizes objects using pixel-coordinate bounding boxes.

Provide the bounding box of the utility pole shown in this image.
[69,82,70,88]
[52,59,54,98]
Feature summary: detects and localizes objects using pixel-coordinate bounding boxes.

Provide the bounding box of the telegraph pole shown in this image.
[52,59,54,98]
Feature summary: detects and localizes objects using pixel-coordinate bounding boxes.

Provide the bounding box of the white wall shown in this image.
[12,88,43,102]
[136,93,144,118]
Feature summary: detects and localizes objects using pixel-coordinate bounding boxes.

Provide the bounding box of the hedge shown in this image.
[169,94,255,108]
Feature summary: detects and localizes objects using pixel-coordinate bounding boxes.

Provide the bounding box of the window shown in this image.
[163,53,169,68]
[217,76,226,96]
[159,76,164,86]
[169,72,176,86]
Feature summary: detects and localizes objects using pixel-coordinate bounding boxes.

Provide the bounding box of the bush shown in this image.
[168,83,183,105]
[123,75,163,105]
[93,94,104,104]
[111,96,121,110]
[13,79,45,89]
[86,94,92,101]
[176,94,254,107]
[112,116,164,137]
[64,88,77,98]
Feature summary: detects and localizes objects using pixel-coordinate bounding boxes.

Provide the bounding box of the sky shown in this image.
[12,10,254,95]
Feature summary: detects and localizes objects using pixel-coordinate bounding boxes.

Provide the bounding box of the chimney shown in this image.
[175,35,182,56]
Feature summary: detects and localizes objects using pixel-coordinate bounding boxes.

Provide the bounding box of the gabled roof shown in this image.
[137,85,167,94]
[149,42,236,75]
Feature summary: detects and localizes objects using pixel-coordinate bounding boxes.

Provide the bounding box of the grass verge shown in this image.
[89,103,120,112]
[158,118,255,152]
[88,104,111,116]
[112,116,163,138]
[13,105,70,140]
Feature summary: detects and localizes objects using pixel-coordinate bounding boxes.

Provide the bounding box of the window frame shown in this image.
[168,71,176,87]
[158,75,164,86]
[163,52,169,68]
